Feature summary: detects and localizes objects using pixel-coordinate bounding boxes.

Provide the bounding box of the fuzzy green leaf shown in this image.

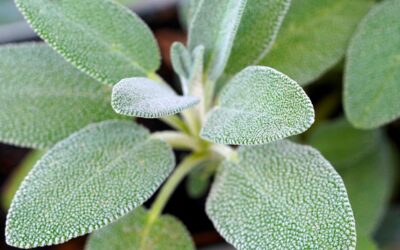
[5,120,175,248]
[201,66,314,145]
[189,0,290,81]
[344,0,400,129]
[1,151,44,210]
[260,0,374,86]
[15,0,160,85]
[0,43,121,149]
[171,42,204,96]
[310,119,395,235]
[111,77,199,118]
[85,207,194,250]
[207,140,356,249]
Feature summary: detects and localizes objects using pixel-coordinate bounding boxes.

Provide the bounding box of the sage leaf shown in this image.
[310,118,395,235]
[189,0,290,81]
[171,42,192,95]
[85,207,194,250]
[15,0,160,85]
[1,151,44,210]
[207,140,356,250]
[260,0,374,86]
[224,0,291,75]
[171,42,205,97]
[201,66,314,145]
[308,118,379,170]
[0,43,121,149]
[111,77,200,118]
[5,120,175,248]
[344,0,400,129]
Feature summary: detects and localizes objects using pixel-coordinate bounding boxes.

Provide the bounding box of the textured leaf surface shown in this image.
[15,0,160,85]
[207,140,356,249]
[1,151,44,210]
[112,77,199,118]
[309,119,395,235]
[344,0,400,129]
[6,120,174,248]
[85,207,194,250]
[260,0,374,86]
[0,43,121,149]
[189,0,290,81]
[201,66,314,145]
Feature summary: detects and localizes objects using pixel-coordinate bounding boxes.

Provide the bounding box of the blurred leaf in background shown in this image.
[1,150,44,210]
[0,0,23,24]
[375,208,400,250]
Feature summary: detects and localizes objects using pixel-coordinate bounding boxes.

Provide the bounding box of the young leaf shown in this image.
[260,0,374,86]
[0,43,121,149]
[85,207,194,250]
[1,151,44,210]
[201,66,314,145]
[344,0,400,129]
[189,0,290,81]
[171,42,192,95]
[309,118,395,235]
[111,77,199,118]
[171,42,205,97]
[15,0,160,85]
[207,140,356,250]
[5,120,175,248]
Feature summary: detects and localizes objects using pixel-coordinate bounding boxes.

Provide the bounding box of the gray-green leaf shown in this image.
[224,0,291,75]
[207,140,356,249]
[15,0,160,85]
[0,43,121,149]
[85,207,194,250]
[344,0,400,129]
[6,120,175,248]
[189,0,290,81]
[201,66,314,145]
[111,77,199,118]
[309,118,395,235]
[260,0,374,86]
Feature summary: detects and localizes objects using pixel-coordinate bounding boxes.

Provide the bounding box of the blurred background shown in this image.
[0,0,399,249]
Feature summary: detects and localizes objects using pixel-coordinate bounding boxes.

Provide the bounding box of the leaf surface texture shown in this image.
[85,207,194,250]
[207,140,356,249]
[6,120,174,248]
[112,77,199,118]
[201,66,314,145]
[0,43,121,149]
[15,0,160,84]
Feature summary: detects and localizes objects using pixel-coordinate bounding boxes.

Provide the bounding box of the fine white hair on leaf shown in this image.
[206,140,356,250]
[111,77,200,118]
[5,120,175,248]
[201,66,315,145]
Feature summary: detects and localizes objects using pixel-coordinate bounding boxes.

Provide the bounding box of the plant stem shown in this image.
[148,152,210,224]
[210,144,238,161]
[159,115,191,134]
[151,131,202,151]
